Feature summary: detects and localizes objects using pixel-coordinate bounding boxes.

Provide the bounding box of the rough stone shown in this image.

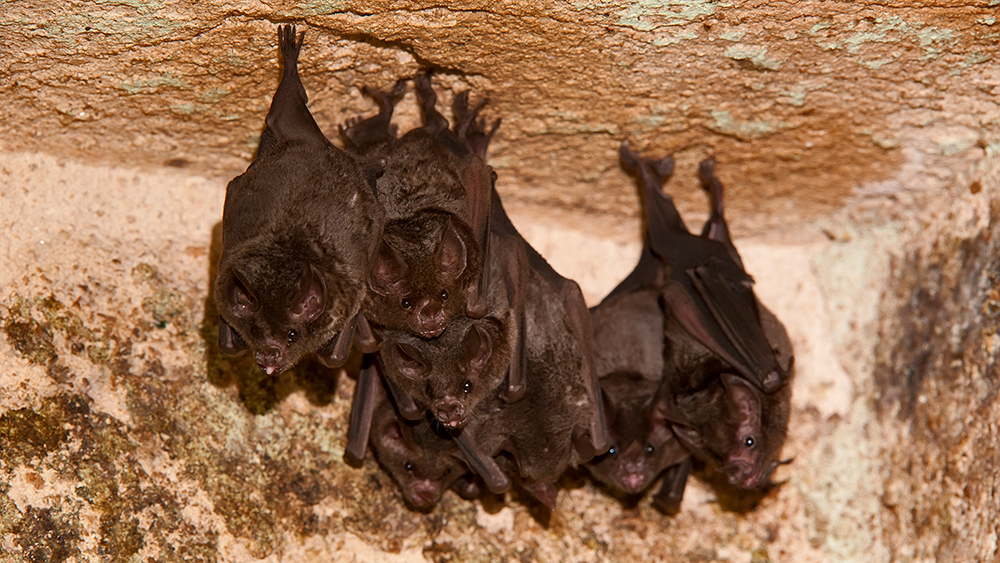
[1,2,1000,562]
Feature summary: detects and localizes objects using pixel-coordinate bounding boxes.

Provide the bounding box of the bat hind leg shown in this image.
[340,79,407,149]
[414,70,450,135]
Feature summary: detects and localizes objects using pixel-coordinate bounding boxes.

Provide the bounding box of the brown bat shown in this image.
[343,72,493,338]
[618,142,790,394]
[587,267,691,512]
[615,144,793,490]
[368,376,480,510]
[215,25,384,375]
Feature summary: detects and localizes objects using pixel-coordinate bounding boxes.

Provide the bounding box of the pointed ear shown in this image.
[436,220,467,282]
[291,264,326,323]
[379,420,419,458]
[391,342,430,380]
[217,317,248,356]
[721,373,762,426]
[227,270,259,317]
[369,240,408,296]
[462,324,491,370]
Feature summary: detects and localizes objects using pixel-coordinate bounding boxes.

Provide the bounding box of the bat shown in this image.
[444,191,609,509]
[585,372,691,512]
[618,142,789,394]
[609,144,793,490]
[368,375,480,510]
[586,269,691,512]
[215,25,384,374]
[341,81,500,462]
[342,72,493,338]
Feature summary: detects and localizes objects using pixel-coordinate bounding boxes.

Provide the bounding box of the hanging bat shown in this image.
[610,145,793,490]
[215,25,384,375]
[368,375,480,510]
[341,82,501,463]
[618,142,789,394]
[586,264,691,512]
[343,72,493,338]
[585,371,692,513]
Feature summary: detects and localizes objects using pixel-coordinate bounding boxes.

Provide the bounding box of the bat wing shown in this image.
[600,241,662,303]
[345,355,380,464]
[686,257,785,393]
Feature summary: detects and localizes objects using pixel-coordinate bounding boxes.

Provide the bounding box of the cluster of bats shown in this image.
[214,25,794,515]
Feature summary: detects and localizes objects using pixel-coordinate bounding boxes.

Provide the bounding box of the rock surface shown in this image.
[1,2,999,562]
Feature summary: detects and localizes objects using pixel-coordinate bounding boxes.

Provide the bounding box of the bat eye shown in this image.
[462,380,472,394]
[645,445,654,455]
[744,437,756,449]
[287,330,298,344]
[404,462,414,472]
[440,290,449,301]
[401,299,412,310]
[608,447,616,455]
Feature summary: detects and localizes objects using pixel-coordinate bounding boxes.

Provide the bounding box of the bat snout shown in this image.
[255,346,286,375]
[620,473,648,494]
[407,478,443,509]
[433,398,467,429]
[415,303,447,337]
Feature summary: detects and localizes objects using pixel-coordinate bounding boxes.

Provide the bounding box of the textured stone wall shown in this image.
[1,2,999,562]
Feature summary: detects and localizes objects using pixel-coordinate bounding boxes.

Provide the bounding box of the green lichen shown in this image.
[979,16,996,25]
[724,45,782,70]
[813,16,957,61]
[300,0,346,16]
[652,29,698,46]
[615,0,723,31]
[707,110,788,141]
[719,30,745,41]
[171,103,207,115]
[199,88,230,104]
[120,73,188,95]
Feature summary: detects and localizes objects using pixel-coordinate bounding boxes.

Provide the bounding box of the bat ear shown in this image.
[721,373,763,427]
[462,323,491,369]
[217,317,248,356]
[369,240,408,296]
[391,342,430,380]
[226,270,260,317]
[436,219,468,282]
[379,419,419,458]
[291,263,326,323]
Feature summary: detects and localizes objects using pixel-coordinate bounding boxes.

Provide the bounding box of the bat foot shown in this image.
[500,382,526,403]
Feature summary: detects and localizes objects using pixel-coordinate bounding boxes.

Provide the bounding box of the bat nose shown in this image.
[255,346,284,375]
[409,479,442,508]
[433,397,466,428]
[416,301,446,337]
[620,473,646,494]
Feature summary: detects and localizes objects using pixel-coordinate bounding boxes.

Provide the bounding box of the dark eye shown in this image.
[646,445,654,455]
[401,299,412,310]
[440,290,449,300]
[462,380,472,394]
[744,437,756,449]
[404,462,414,472]
[287,330,298,344]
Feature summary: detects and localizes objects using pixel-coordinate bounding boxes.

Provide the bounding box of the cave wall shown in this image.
[1,2,999,562]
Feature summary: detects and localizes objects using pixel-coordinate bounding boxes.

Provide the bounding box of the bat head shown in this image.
[367,215,479,337]
[216,254,348,375]
[371,413,465,510]
[589,373,685,495]
[713,373,791,489]
[381,314,510,430]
